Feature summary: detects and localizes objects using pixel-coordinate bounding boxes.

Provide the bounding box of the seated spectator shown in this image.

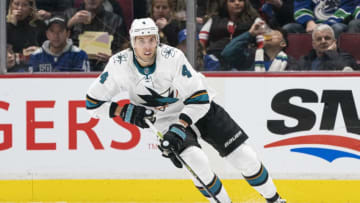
[199,0,259,71]
[6,0,47,72]
[151,0,185,47]
[74,0,133,31]
[348,4,360,32]
[174,0,187,21]
[64,0,127,71]
[28,16,90,72]
[250,0,295,27]
[7,45,15,71]
[176,29,204,71]
[283,0,356,38]
[74,0,125,20]
[36,0,74,20]
[6,44,27,72]
[221,18,297,71]
[293,24,358,71]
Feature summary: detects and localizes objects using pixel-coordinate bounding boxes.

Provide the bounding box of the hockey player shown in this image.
[86,17,286,203]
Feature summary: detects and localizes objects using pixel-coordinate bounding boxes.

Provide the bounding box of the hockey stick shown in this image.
[145,119,221,203]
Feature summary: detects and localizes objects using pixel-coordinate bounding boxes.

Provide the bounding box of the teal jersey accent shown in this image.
[133,53,156,78]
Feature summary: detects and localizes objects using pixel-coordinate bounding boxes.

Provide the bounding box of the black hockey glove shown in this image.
[161,123,187,152]
[120,103,154,128]
[158,145,182,168]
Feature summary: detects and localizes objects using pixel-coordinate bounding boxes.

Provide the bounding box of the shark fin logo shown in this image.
[138,87,179,108]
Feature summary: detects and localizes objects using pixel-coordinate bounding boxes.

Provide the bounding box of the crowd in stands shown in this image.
[5,0,360,72]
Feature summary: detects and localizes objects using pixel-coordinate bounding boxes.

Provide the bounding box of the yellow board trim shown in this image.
[0,179,359,202]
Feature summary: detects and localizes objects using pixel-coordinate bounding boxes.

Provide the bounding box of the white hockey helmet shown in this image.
[129,18,159,48]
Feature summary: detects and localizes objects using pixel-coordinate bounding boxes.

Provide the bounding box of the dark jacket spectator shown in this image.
[6,0,47,72]
[291,24,358,71]
[74,0,125,19]
[294,49,358,71]
[7,16,46,54]
[199,0,259,70]
[74,0,131,31]
[64,0,127,71]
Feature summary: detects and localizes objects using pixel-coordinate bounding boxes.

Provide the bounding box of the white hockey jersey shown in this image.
[86,44,214,132]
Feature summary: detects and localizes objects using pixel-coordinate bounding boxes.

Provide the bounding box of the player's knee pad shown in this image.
[225,142,261,176]
[180,146,214,183]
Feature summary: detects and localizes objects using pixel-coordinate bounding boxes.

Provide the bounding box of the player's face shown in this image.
[134,35,157,65]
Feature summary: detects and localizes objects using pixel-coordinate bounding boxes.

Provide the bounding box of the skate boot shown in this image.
[268,197,286,203]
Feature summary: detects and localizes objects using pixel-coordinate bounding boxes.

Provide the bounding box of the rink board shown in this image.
[0,73,360,202]
[0,179,359,203]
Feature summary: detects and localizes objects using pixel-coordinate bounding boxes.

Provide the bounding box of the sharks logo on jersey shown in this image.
[114,53,128,64]
[138,87,179,111]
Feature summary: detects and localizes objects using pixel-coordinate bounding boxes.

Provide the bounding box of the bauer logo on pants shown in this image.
[224,130,243,148]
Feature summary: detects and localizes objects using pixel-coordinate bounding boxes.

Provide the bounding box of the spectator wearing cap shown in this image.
[28,16,90,72]
[176,29,205,71]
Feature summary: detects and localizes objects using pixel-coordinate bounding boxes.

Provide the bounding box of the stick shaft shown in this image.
[145,119,220,203]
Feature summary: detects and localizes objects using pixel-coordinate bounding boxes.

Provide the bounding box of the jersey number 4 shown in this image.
[100,72,109,84]
[182,65,192,78]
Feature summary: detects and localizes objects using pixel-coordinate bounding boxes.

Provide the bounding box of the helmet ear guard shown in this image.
[129,18,160,48]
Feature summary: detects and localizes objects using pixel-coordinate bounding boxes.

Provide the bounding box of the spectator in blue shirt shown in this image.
[283,0,357,38]
[29,16,90,72]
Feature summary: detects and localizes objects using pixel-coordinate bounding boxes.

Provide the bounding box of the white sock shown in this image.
[225,143,278,199]
[181,146,232,203]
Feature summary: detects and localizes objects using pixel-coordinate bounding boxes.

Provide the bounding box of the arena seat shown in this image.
[285,33,313,60]
[338,33,360,64]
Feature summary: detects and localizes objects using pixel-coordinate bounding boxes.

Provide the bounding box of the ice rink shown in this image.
[0,179,359,203]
